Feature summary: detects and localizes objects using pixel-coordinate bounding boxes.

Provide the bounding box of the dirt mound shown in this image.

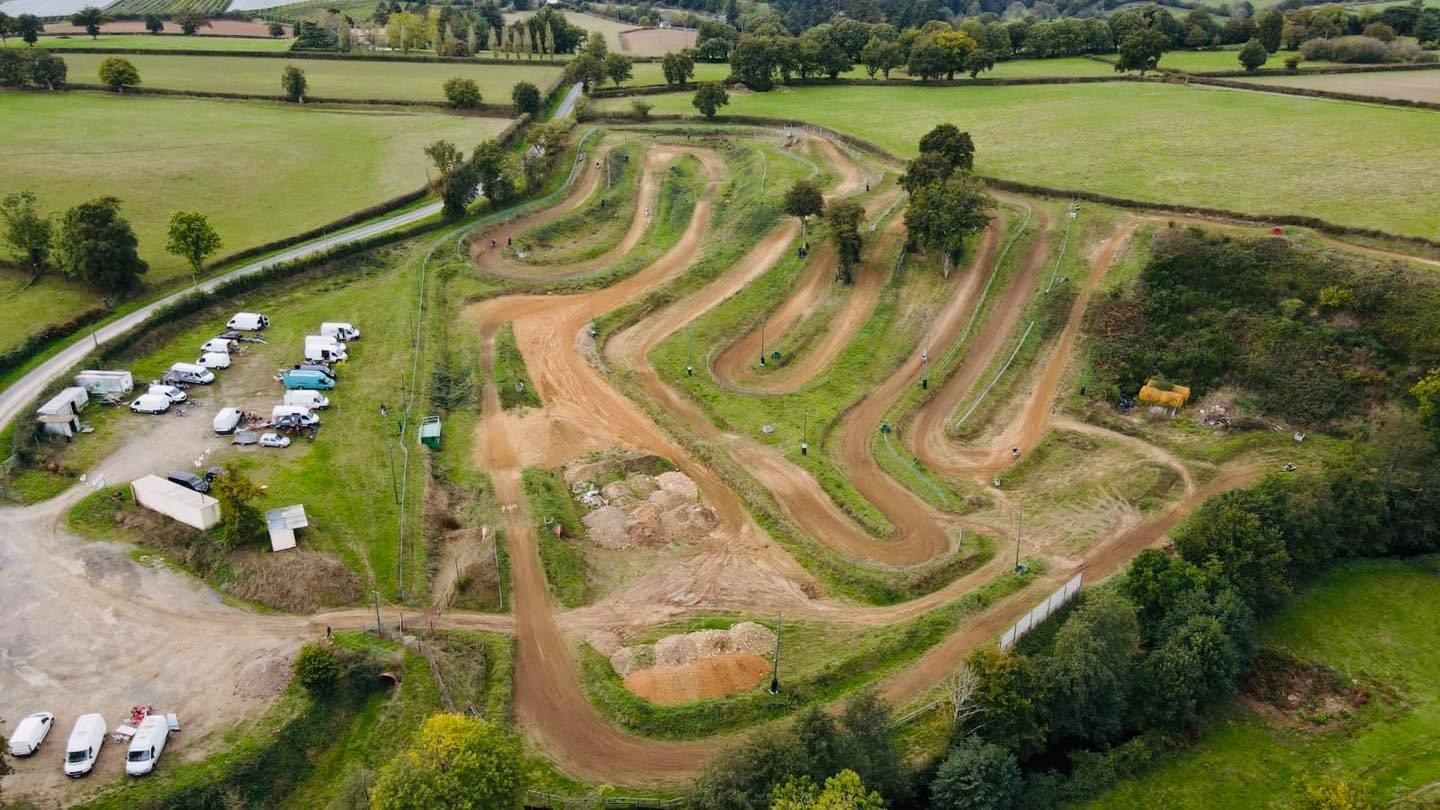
[609,622,776,679]
[233,652,293,699]
[227,549,363,612]
[578,468,717,549]
[624,654,771,704]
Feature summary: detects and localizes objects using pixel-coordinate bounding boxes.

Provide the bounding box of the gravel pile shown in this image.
[609,622,778,677]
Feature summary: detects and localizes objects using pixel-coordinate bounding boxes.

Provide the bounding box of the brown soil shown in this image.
[618,27,697,56]
[625,653,771,704]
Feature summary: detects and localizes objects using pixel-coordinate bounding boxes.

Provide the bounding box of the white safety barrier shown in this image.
[999,573,1083,651]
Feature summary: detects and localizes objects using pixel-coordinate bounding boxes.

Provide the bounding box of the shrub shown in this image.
[292,642,342,692]
[511,80,542,115]
[630,99,653,120]
[1301,35,1403,64]
[1284,54,1303,71]
[97,56,140,92]
[281,65,306,102]
[443,76,482,109]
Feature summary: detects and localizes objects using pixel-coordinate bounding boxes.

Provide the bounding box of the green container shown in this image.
[418,415,442,450]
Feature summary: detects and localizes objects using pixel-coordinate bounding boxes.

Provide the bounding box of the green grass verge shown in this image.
[37,34,293,51]
[579,564,1039,739]
[1088,557,1440,808]
[494,322,541,410]
[521,466,590,609]
[595,83,1440,238]
[510,141,645,266]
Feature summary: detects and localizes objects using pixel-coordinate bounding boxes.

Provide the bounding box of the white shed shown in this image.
[131,475,221,530]
[36,387,89,438]
[266,504,308,552]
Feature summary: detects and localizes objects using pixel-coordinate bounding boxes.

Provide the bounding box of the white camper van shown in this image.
[226,312,269,331]
[320,322,360,341]
[167,363,214,385]
[271,405,319,426]
[200,337,236,355]
[283,390,330,409]
[125,715,170,776]
[147,384,187,404]
[63,714,107,777]
[8,712,54,757]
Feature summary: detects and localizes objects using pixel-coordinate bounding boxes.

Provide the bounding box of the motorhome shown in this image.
[147,384,187,404]
[63,714,106,777]
[167,363,214,385]
[213,407,242,434]
[280,369,336,391]
[196,352,231,370]
[283,390,330,409]
[226,312,269,331]
[271,405,319,427]
[124,715,170,776]
[8,712,53,756]
[320,322,360,341]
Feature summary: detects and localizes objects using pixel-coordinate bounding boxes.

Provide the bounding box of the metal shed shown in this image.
[418,415,442,450]
[266,504,308,552]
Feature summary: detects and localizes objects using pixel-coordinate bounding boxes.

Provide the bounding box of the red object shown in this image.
[1271,227,1283,236]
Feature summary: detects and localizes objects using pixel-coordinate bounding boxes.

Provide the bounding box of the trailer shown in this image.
[130,475,221,530]
[75,370,134,396]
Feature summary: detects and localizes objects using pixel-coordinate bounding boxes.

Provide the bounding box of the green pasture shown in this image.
[0,91,502,339]
[36,34,293,51]
[45,51,562,101]
[1090,557,1440,808]
[598,83,1440,238]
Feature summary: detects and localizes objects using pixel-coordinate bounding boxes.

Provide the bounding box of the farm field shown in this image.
[625,55,1116,86]
[0,91,503,344]
[36,33,292,50]
[506,9,633,52]
[48,51,563,102]
[596,82,1440,237]
[1239,68,1440,103]
[1089,558,1440,808]
[619,26,696,56]
[44,19,275,36]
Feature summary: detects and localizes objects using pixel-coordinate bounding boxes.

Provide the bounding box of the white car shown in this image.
[259,433,291,448]
[8,711,54,757]
[129,394,172,414]
[195,352,231,370]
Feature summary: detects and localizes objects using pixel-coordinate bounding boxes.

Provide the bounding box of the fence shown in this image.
[999,572,1082,651]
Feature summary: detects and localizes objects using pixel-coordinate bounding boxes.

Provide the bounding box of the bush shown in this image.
[1301,35,1406,64]
[97,56,140,92]
[443,76,482,109]
[293,642,342,692]
[511,80,542,115]
[630,99,653,120]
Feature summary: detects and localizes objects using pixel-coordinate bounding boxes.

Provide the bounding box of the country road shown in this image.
[0,82,585,437]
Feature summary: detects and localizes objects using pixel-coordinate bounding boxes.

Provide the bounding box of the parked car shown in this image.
[195,352,231,370]
[203,466,227,482]
[271,405,319,427]
[260,433,291,448]
[167,363,214,386]
[226,312,269,331]
[212,407,242,435]
[63,714,107,777]
[129,394,172,415]
[8,712,54,757]
[147,384,187,404]
[167,471,210,494]
[293,363,337,379]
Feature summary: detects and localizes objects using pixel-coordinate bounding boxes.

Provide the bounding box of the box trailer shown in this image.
[131,475,221,530]
[75,370,134,396]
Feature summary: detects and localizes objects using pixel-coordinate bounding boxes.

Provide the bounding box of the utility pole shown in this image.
[686,323,693,377]
[769,613,783,694]
[1014,507,1023,573]
[758,321,766,367]
[373,590,384,639]
[493,531,504,610]
[801,411,808,456]
[922,340,930,390]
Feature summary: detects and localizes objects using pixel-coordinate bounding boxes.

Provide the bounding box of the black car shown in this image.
[292,363,337,379]
[167,471,210,494]
[203,466,227,482]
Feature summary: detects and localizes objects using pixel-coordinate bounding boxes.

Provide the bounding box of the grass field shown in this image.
[598,83,1440,238]
[40,51,562,102]
[1141,48,1338,72]
[36,34,293,51]
[1,91,503,337]
[1240,68,1440,103]
[1090,557,1440,808]
[506,9,632,52]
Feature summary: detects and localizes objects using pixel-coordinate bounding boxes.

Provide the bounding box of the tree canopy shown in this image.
[56,197,147,294]
[164,210,222,280]
[370,714,528,809]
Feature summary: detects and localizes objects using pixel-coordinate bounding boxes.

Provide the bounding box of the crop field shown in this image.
[506,9,632,52]
[597,83,1440,237]
[1090,558,1440,808]
[105,0,231,15]
[1240,68,1440,103]
[37,34,292,50]
[50,52,563,102]
[0,91,503,327]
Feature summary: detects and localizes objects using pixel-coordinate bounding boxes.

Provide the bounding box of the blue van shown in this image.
[281,369,336,390]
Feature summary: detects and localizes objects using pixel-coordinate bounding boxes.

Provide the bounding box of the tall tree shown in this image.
[511,80,541,114]
[172,10,210,35]
[564,52,605,89]
[1114,28,1168,75]
[661,50,696,85]
[23,49,66,89]
[899,151,954,194]
[918,123,976,172]
[860,35,903,79]
[70,6,108,39]
[1173,500,1291,614]
[929,737,1024,810]
[0,191,54,278]
[964,646,1049,755]
[17,14,43,46]
[692,80,730,118]
[97,56,139,91]
[904,176,994,275]
[281,65,307,102]
[1045,589,1140,744]
[603,51,633,87]
[164,210,222,284]
[144,13,163,33]
[1238,37,1268,72]
[56,197,148,294]
[770,770,885,810]
[827,200,865,283]
[783,179,825,236]
[370,714,528,809]
[211,466,264,548]
[0,12,13,46]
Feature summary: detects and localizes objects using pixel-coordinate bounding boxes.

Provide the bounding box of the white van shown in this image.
[283,390,330,409]
[200,337,236,355]
[303,343,346,364]
[196,352,231,370]
[129,394,172,415]
[168,363,214,385]
[63,713,106,777]
[147,384,187,404]
[271,405,319,426]
[125,714,170,776]
[320,322,360,341]
[227,312,269,331]
[9,712,54,756]
[213,407,243,434]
